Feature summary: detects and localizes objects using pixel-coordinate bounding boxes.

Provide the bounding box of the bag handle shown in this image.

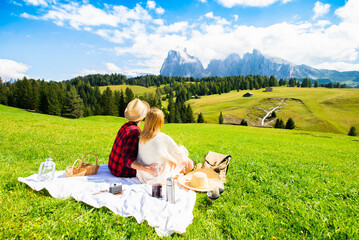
[79,153,98,167]
[204,155,231,167]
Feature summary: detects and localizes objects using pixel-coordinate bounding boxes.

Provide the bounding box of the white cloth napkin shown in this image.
[18,164,196,237]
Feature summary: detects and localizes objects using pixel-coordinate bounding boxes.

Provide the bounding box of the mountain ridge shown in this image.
[160,49,359,87]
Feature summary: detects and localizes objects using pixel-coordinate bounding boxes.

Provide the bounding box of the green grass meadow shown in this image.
[1,104,358,239]
[188,87,359,134]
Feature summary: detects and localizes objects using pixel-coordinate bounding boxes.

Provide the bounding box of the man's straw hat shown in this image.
[177,168,223,192]
[125,99,150,122]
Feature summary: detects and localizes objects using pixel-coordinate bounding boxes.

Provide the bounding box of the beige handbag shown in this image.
[201,151,231,182]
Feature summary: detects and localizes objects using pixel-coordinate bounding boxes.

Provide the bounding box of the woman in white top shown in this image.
[136,107,193,184]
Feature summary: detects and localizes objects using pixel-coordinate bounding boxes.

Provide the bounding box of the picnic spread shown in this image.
[18,151,231,237]
[18,163,196,237]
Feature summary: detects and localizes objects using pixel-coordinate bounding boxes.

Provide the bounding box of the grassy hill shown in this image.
[99,85,157,95]
[0,104,358,239]
[188,87,359,134]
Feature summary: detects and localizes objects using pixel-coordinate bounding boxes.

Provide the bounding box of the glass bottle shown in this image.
[151,163,162,198]
[38,158,56,181]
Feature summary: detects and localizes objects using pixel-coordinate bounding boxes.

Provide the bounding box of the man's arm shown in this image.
[131,161,156,175]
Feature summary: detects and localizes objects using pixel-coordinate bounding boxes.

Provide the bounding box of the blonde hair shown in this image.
[139,107,164,144]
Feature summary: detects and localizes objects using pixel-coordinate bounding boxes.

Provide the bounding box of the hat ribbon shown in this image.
[129,106,146,119]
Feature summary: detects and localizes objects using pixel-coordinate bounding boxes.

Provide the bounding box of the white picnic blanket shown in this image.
[18,164,196,237]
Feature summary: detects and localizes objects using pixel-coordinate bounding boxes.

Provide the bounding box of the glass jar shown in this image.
[38,158,56,181]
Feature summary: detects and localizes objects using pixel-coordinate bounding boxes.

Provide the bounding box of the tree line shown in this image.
[71,73,348,94]
[0,73,348,122]
[0,77,200,123]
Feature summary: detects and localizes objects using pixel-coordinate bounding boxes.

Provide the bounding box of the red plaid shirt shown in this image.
[108,122,140,177]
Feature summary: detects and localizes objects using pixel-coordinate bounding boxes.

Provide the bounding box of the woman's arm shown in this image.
[131,160,157,175]
[163,134,194,173]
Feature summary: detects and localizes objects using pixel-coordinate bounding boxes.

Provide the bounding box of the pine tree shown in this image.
[0,77,8,105]
[118,90,126,117]
[167,90,175,123]
[271,111,277,118]
[285,118,295,129]
[288,78,296,87]
[38,81,49,114]
[197,113,204,123]
[274,118,285,128]
[185,104,195,123]
[348,127,357,136]
[240,119,248,126]
[269,75,278,87]
[102,87,116,116]
[63,86,83,118]
[83,106,92,117]
[47,84,61,116]
[125,87,135,106]
[174,106,182,123]
[93,86,102,115]
[219,112,224,124]
[155,87,162,108]
[14,77,32,109]
[314,80,319,88]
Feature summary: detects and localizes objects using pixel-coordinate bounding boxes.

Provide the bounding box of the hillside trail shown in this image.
[261,99,287,126]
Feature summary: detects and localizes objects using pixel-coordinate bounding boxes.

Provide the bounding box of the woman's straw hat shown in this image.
[177,168,223,192]
[125,99,150,122]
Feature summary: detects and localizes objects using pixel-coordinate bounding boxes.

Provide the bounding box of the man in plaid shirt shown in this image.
[108,99,156,177]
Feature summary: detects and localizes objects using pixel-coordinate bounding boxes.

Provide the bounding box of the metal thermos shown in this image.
[166,177,175,204]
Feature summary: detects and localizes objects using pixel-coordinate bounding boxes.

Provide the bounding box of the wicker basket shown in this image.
[78,153,100,176]
[65,159,87,177]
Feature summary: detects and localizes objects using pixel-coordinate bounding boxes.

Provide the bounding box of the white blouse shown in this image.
[136,132,191,184]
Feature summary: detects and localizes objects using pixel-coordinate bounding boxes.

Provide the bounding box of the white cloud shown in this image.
[11,1,23,6]
[216,0,291,8]
[155,7,165,15]
[104,62,122,72]
[147,1,156,9]
[80,62,152,78]
[315,61,359,72]
[23,0,48,6]
[204,12,230,25]
[313,1,330,20]
[315,20,331,27]
[17,0,359,75]
[199,0,207,3]
[156,21,188,33]
[34,3,152,30]
[110,0,359,73]
[205,12,214,18]
[20,12,40,20]
[147,1,164,14]
[335,0,359,24]
[153,19,164,25]
[0,59,30,80]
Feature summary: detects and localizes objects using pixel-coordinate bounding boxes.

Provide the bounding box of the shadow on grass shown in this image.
[293,132,333,138]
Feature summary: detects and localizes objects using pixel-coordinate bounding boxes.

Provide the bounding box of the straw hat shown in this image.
[124,99,150,122]
[177,168,223,192]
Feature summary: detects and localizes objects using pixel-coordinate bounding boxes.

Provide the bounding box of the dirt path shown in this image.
[261,106,280,126]
[260,98,287,126]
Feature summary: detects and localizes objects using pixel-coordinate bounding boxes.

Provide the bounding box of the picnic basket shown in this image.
[79,153,100,175]
[65,159,87,177]
[65,153,100,177]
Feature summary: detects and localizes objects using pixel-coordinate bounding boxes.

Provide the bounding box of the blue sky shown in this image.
[0,0,358,81]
